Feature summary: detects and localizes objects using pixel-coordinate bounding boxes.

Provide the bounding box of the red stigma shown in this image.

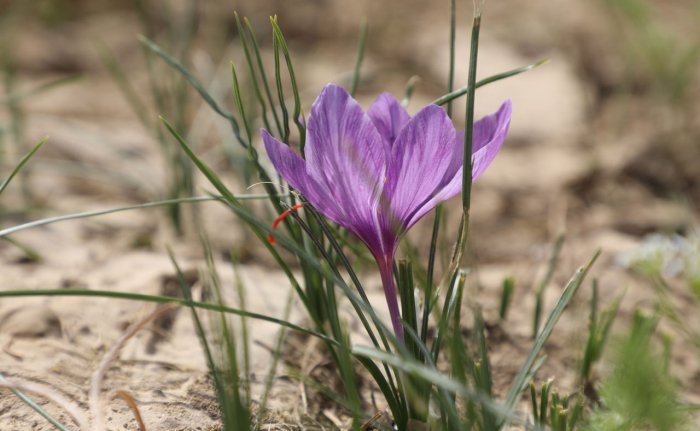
[268,203,304,244]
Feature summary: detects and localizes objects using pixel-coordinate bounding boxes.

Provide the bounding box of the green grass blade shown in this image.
[352,346,526,427]
[433,59,549,106]
[0,288,335,345]
[462,11,481,216]
[350,18,368,97]
[270,17,306,150]
[243,17,284,137]
[97,41,152,131]
[533,233,566,337]
[230,62,253,152]
[270,23,291,145]
[499,276,515,321]
[0,136,47,195]
[166,249,232,424]
[400,75,420,107]
[0,373,73,431]
[0,195,277,238]
[233,12,274,135]
[138,35,248,148]
[423,0,457,342]
[255,288,294,427]
[502,250,601,426]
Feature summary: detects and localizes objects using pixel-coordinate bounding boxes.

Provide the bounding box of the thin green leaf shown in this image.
[533,233,566,337]
[0,373,73,431]
[233,12,274,135]
[501,250,600,426]
[350,18,368,97]
[434,59,550,106]
[352,346,527,427]
[0,195,278,238]
[0,288,334,345]
[270,17,306,150]
[0,136,47,195]
[243,16,284,137]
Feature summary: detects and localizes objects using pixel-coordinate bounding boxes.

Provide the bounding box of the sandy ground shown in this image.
[1,0,700,429]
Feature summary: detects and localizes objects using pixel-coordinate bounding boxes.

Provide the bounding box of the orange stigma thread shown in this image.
[268,203,304,244]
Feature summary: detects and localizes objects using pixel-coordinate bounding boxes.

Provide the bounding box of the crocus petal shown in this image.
[368,92,411,146]
[383,104,457,234]
[262,130,341,222]
[472,100,512,181]
[402,101,512,229]
[304,84,390,256]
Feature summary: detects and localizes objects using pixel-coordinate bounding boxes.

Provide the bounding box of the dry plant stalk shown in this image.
[89,304,176,431]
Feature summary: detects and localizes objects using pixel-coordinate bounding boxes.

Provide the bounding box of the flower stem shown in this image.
[379,257,404,342]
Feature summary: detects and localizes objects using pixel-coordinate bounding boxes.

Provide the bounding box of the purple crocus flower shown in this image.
[262,84,511,340]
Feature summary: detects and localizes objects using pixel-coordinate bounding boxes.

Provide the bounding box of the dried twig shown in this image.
[89,304,175,430]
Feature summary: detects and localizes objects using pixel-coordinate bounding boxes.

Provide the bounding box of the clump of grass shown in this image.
[583,310,688,431]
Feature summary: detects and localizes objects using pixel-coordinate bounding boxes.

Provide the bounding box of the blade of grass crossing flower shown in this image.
[270,17,306,151]
[350,18,368,97]
[423,0,458,344]
[434,59,550,106]
[446,0,457,117]
[0,373,72,431]
[533,233,565,338]
[243,17,284,137]
[501,250,601,428]
[462,11,481,216]
[0,136,47,195]
[233,12,274,135]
